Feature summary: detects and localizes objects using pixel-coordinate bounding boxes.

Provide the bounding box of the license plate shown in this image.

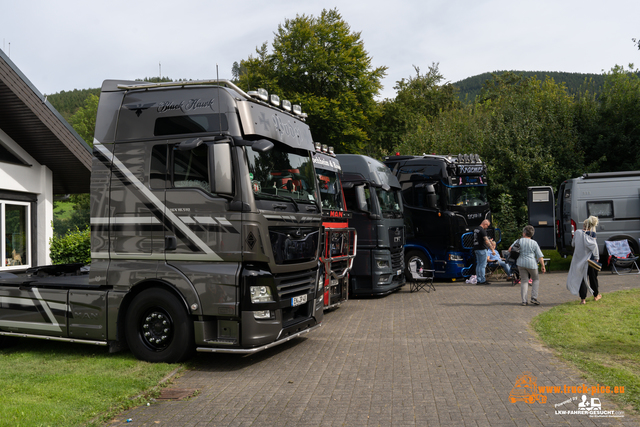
[291,294,307,307]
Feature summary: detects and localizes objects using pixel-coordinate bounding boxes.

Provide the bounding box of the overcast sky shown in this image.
[1,0,639,100]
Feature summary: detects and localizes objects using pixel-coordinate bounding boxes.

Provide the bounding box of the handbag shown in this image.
[588,259,602,271]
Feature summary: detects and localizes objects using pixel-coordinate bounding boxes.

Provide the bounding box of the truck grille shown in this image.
[391,246,404,271]
[274,269,316,300]
[274,268,317,328]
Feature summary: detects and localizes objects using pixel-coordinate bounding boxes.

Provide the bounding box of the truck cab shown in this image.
[336,154,405,296]
[384,153,494,279]
[0,80,324,363]
[313,145,356,309]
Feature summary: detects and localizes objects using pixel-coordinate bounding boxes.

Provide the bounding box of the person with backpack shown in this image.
[509,225,546,306]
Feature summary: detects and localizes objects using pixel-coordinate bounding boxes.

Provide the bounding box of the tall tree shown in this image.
[236,9,387,154]
[579,65,640,172]
[68,94,99,146]
[373,63,460,156]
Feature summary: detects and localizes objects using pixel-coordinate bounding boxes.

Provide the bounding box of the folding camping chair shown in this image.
[407,257,435,293]
[604,240,640,275]
[485,260,509,282]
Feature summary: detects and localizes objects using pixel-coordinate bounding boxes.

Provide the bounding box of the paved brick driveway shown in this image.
[110,271,639,426]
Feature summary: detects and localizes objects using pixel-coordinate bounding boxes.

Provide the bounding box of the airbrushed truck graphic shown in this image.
[0,80,324,363]
[313,145,356,309]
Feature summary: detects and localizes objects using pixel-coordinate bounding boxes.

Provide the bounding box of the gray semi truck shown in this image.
[0,80,324,363]
[335,154,405,296]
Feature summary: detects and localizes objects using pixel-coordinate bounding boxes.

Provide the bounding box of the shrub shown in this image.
[49,226,91,265]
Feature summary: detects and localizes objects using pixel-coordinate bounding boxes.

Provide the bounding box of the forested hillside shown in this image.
[46,71,609,118]
[47,88,100,121]
[47,77,174,119]
[453,71,606,103]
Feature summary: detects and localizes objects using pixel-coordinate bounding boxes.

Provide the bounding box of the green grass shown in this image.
[532,289,640,414]
[542,249,572,271]
[0,340,180,427]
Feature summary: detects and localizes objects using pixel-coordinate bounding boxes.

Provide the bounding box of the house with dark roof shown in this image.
[0,49,92,271]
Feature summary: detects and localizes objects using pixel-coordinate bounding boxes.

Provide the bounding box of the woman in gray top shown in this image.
[509,225,546,306]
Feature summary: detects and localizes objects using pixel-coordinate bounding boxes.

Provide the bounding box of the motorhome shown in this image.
[557,171,640,257]
[313,145,356,309]
[0,80,324,363]
[336,154,405,296]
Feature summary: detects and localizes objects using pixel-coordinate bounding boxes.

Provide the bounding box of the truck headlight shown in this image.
[448,254,463,261]
[250,286,274,303]
[253,310,272,320]
[376,260,389,269]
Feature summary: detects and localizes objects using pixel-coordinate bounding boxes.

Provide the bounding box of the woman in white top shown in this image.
[509,225,546,306]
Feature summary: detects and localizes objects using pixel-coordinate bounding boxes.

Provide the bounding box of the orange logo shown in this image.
[509,372,547,404]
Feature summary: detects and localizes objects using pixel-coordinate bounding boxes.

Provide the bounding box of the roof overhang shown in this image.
[0,49,92,194]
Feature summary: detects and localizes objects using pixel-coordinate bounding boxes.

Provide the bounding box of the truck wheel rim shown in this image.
[141,308,173,351]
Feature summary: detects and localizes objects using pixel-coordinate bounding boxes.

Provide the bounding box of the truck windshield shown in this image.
[316,168,344,210]
[449,186,487,207]
[377,188,402,216]
[246,144,317,205]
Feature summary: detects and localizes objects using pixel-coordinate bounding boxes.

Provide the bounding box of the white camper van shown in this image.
[556,171,640,259]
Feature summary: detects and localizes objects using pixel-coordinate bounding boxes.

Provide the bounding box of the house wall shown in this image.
[0,127,53,267]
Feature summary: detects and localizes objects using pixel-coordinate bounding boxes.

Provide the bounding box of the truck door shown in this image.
[163,140,238,261]
[162,140,241,314]
[527,186,556,249]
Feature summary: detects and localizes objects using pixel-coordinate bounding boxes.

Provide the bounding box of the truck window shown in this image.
[377,188,401,216]
[587,201,613,218]
[150,145,168,188]
[343,186,371,212]
[245,145,317,205]
[401,182,439,209]
[172,144,211,192]
[154,113,228,136]
[317,168,344,210]
[449,186,487,207]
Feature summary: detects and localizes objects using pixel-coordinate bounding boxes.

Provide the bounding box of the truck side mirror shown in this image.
[232,137,274,153]
[426,194,437,209]
[355,185,369,213]
[252,139,274,153]
[425,184,437,209]
[212,143,233,195]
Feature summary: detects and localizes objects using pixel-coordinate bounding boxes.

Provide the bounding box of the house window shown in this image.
[2,201,30,269]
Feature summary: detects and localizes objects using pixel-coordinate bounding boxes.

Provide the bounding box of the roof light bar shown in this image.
[247,88,269,102]
[292,105,302,116]
[314,142,322,152]
[282,100,292,112]
[270,94,280,107]
[322,144,328,153]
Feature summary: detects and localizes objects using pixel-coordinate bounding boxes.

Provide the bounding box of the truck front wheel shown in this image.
[125,288,194,363]
[405,250,431,281]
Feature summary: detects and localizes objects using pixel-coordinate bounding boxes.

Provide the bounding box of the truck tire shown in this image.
[405,250,431,281]
[125,288,194,363]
